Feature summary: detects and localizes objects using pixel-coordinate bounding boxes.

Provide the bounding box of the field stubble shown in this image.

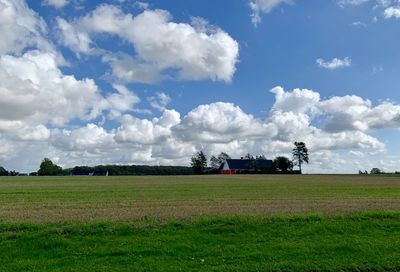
[0,174,399,223]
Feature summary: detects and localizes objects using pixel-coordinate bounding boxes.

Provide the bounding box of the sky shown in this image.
[1,0,400,173]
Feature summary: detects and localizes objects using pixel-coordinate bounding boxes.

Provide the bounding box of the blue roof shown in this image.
[223,159,273,170]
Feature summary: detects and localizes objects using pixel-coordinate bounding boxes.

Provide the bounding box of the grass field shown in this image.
[0,175,400,271]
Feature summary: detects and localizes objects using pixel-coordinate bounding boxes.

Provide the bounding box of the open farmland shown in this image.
[0,175,399,222]
[0,175,400,271]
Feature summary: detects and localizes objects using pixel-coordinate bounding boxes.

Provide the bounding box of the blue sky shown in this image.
[31,0,400,113]
[1,0,400,173]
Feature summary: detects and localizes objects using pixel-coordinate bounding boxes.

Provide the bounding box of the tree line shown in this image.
[0,142,310,176]
[0,158,194,176]
[191,142,309,174]
[358,168,398,175]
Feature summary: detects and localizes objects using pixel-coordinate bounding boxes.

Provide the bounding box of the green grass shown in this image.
[1,212,399,271]
[0,175,399,271]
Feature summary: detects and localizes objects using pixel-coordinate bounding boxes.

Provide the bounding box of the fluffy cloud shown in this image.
[0,0,52,55]
[105,85,141,119]
[0,50,103,126]
[249,0,293,26]
[56,18,93,54]
[1,0,400,174]
[42,0,70,9]
[0,0,148,167]
[57,5,239,83]
[272,88,400,133]
[316,57,352,70]
[271,86,320,114]
[2,85,399,173]
[321,97,400,132]
[52,124,115,152]
[384,6,400,18]
[174,102,276,143]
[115,110,181,145]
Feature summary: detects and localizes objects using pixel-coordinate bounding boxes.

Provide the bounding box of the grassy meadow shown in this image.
[0,175,399,271]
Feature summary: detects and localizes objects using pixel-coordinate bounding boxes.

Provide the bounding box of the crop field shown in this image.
[0,175,400,271]
[1,174,399,222]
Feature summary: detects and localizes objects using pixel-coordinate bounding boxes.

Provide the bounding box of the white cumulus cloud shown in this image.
[1,0,400,174]
[0,0,52,55]
[57,5,239,83]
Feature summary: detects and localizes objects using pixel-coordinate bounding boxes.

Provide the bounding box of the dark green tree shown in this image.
[292,142,309,173]
[38,158,62,176]
[370,168,382,175]
[8,170,19,176]
[244,153,254,160]
[273,156,294,172]
[0,166,8,176]
[210,152,231,169]
[190,151,207,174]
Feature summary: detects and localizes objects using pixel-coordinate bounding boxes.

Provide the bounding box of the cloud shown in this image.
[148,92,171,112]
[273,89,400,133]
[349,150,365,157]
[174,102,276,143]
[384,6,400,18]
[316,57,352,70]
[372,65,383,74]
[0,120,50,141]
[57,5,239,83]
[56,17,93,55]
[2,84,399,173]
[0,51,143,136]
[115,109,181,145]
[42,0,70,9]
[249,0,293,26]
[337,0,370,7]
[1,0,400,174]
[328,0,395,9]
[102,53,161,84]
[105,85,141,119]
[134,1,149,10]
[52,124,115,152]
[0,0,150,166]
[271,86,320,115]
[337,0,400,22]
[350,21,368,27]
[0,0,52,55]
[0,50,104,126]
[321,96,400,132]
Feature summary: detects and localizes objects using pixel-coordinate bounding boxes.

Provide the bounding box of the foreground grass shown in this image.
[0,175,399,222]
[1,212,399,271]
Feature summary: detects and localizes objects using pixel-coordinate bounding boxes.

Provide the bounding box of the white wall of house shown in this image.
[222,162,230,170]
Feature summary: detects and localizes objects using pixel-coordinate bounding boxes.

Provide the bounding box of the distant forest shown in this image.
[64,165,194,176]
[0,160,194,176]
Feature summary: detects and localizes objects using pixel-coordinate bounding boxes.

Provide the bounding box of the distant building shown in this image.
[219,159,273,174]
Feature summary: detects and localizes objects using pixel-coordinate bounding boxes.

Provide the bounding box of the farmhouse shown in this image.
[219,159,273,174]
